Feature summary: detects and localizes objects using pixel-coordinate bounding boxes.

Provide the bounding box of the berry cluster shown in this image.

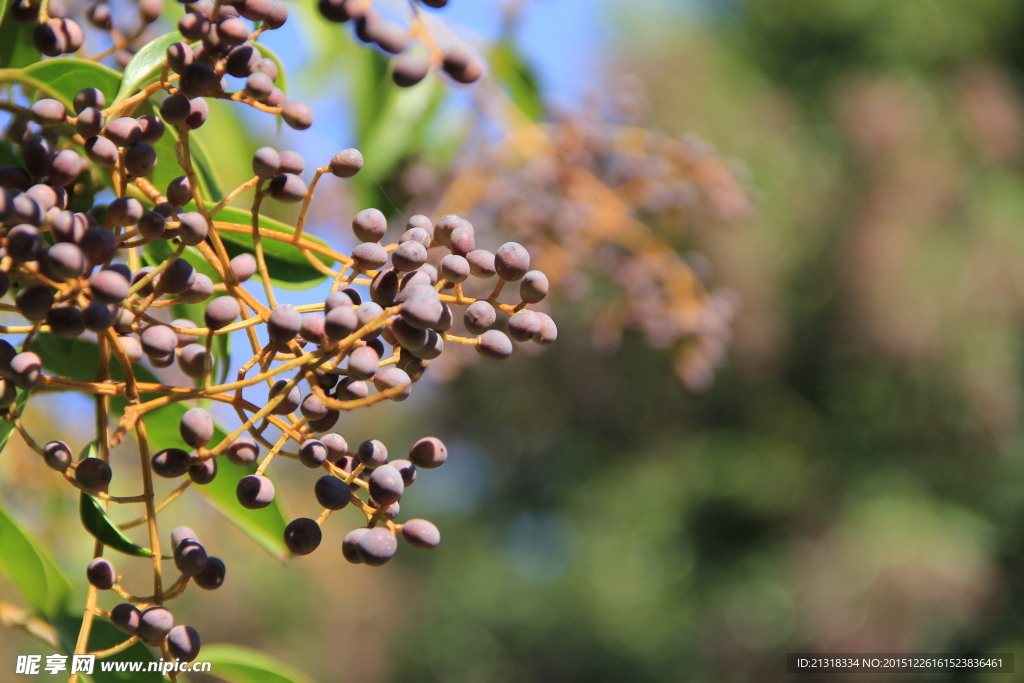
[0,0,554,669]
[317,0,483,87]
[402,89,747,389]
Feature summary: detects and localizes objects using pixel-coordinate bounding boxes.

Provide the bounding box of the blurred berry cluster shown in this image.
[402,88,750,390]
[318,0,484,87]
[0,0,553,668]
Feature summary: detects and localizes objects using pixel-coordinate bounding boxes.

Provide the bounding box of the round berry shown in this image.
[409,436,447,469]
[204,295,240,330]
[357,439,388,468]
[166,624,201,662]
[75,457,112,493]
[314,475,350,510]
[230,253,257,281]
[373,367,412,401]
[86,557,115,589]
[329,148,363,178]
[477,329,513,360]
[193,556,225,589]
[298,439,328,468]
[268,173,306,202]
[252,146,280,179]
[352,208,386,242]
[346,345,379,380]
[174,539,208,576]
[236,474,275,508]
[124,142,157,177]
[152,448,190,478]
[268,305,301,345]
[9,351,42,389]
[368,464,404,506]
[141,324,177,358]
[110,603,140,635]
[177,211,209,246]
[179,407,214,448]
[139,606,173,643]
[508,309,541,342]
[401,518,440,549]
[268,380,300,414]
[533,312,557,345]
[42,441,72,472]
[464,300,496,334]
[355,527,397,566]
[494,242,531,281]
[226,437,258,466]
[283,517,321,555]
[281,100,313,130]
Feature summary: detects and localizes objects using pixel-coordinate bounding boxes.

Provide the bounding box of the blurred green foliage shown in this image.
[378,1,1024,681]
[5,1,1024,681]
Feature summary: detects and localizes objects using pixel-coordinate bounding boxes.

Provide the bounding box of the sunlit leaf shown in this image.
[0,4,38,69]
[200,645,317,683]
[214,206,333,289]
[0,388,28,451]
[113,31,183,104]
[0,503,72,617]
[80,493,163,558]
[23,58,121,105]
[141,403,289,558]
[489,40,545,122]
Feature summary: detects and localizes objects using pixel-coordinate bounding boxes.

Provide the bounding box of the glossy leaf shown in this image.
[188,98,249,196]
[489,40,545,122]
[0,67,60,101]
[33,335,160,393]
[0,388,27,451]
[0,3,38,69]
[0,503,72,617]
[32,334,285,557]
[23,58,121,105]
[141,402,289,558]
[113,31,183,104]
[186,124,224,200]
[213,206,333,289]
[352,52,446,210]
[200,645,317,683]
[80,493,163,558]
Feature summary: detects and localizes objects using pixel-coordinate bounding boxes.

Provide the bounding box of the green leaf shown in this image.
[489,40,545,121]
[354,49,391,145]
[0,139,22,167]
[54,613,162,682]
[0,503,73,617]
[353,59,446,210]
[213,206,333,290]
[33,335,160,390]
[200,645,317,683]
[0,67,60,100]
[187,127,224,200]
[23,58,121,106]
[80,493,164,558]
[32,330,285,557]
[107,30,223,200]
[113,31,182,104]
[0,7,39,69]
[141,402,289,558]
[0,388,28,452]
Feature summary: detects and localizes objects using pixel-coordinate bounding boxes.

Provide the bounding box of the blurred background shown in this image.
[6,0,1024,680]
